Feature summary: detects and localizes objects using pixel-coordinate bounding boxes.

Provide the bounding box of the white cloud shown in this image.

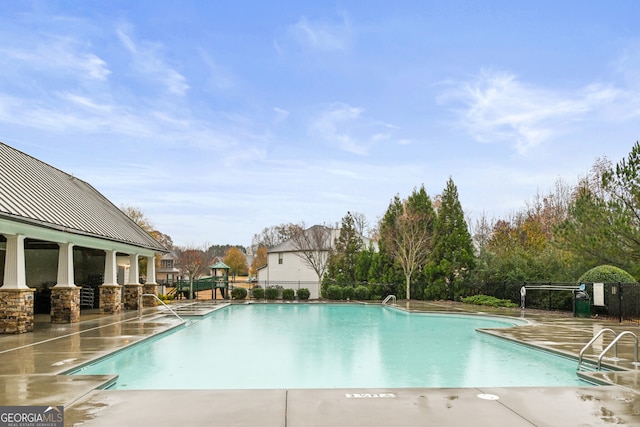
[273,107,290,124]
[288,13,353,52]
[310,104,406,155]
[0,35,110,81]
[440,70,621,154]
[198,48,236,91]
[311,104,367,155]
[116,26,189,96]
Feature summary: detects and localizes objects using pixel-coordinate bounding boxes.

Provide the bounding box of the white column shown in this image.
[128,254,139,284]
[103,250,118,286]
[1,234,28,289]
[54,242,76,288]
[146,256,157,284]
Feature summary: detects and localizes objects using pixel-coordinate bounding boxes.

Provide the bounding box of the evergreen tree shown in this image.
[324,212,364,287]
[426,177,476,300]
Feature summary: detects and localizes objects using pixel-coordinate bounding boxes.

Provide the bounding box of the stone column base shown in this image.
[99,285,122,315]
[142,284,159,307]
[50,287,81,324]
[123,284,143,310]
[0,289,35,334]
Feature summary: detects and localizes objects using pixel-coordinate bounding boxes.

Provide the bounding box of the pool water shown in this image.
[73,304,588,389]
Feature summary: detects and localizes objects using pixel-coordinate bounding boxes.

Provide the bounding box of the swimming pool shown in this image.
[72,304,589,389]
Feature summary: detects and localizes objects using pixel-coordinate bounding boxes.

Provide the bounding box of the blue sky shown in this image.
[1,1,639,247]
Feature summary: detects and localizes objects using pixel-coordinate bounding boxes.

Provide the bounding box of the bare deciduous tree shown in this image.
[290,225,333,281]
[251,223,304,253]
[350,211,370,237]
[175,245,210,299]
[383,203,433,300]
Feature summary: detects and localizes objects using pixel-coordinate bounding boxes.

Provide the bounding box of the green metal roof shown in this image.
[0,142,166,252]
[210,261,230,269]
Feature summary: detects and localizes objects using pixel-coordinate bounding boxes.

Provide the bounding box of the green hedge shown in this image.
[354,286,370,300]
[252,287,265,299]
[231,287,247,300]
[578,265,636,283]
[326,285,343,300]
[282,288,295,300]
[342,286,355,300]
[265,287,280,300]
[297,288,310,300]
[461,294,517,308]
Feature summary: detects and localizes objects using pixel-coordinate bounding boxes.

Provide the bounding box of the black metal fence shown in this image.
[477,282,640,323]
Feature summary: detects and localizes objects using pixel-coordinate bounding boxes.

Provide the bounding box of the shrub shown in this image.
[297,288,311,300]
[354,285,370,300]
[231,287,247,300]
[265,287,280,300]
[326,285,343,300]
[461,294,517,308]
[342,286,355,300]
[252,287,265,299]
[578,265,636,284]
[282,288,295,300]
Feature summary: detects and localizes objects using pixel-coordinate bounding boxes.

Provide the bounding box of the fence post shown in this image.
[619,282,623,323]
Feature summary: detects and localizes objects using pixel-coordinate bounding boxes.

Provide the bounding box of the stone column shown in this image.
[142,255,158,307]
[51,242,80,324]
[50,287,80,323]
[0,234,35,334]
[99,249,122,315]
[124,254,142,310]
[0,289,34,333]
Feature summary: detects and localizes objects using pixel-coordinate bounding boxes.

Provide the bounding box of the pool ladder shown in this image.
[382,295,396,306]
[578,328,639,370]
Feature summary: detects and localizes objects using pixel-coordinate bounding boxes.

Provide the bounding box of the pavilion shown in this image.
[0,142,167,334]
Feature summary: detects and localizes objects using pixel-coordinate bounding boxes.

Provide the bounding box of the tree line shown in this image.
[129,141,640,301]
[251,141,640,301]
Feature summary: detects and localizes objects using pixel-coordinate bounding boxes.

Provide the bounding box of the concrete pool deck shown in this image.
[1,301,640,426]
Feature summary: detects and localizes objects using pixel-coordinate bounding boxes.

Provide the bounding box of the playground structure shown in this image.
[170,275,230,299]
[169,261,231,300]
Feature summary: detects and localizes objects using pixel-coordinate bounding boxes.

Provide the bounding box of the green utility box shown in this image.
[574,291,591,318]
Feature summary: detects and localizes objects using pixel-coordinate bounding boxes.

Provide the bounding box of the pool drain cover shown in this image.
[477,393,500,400]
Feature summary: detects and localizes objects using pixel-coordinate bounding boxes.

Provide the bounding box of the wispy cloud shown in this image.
[439,70,621,154]
[288,13,353,52]
[0,35,110,81]
[273,107,290,124]
[310,104,401,155]
[311,104,368,155]
[116,26,189,96]
[198,48,236,91]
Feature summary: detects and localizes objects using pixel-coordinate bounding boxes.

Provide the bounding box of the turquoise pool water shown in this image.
[73,304,588,389]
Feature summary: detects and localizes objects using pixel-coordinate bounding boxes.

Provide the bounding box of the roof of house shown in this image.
[267,225,376,254]
[0,142,166,252]
[267,225,336,253]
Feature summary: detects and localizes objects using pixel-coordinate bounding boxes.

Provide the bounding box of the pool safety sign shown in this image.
[593,283,605,306]
[0,406,63,427]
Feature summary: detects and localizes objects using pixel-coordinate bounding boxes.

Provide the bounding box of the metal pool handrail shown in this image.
[578,328,617,369]
[138,293,185,322]
[382,295,396,306]
[597,330,639,370]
